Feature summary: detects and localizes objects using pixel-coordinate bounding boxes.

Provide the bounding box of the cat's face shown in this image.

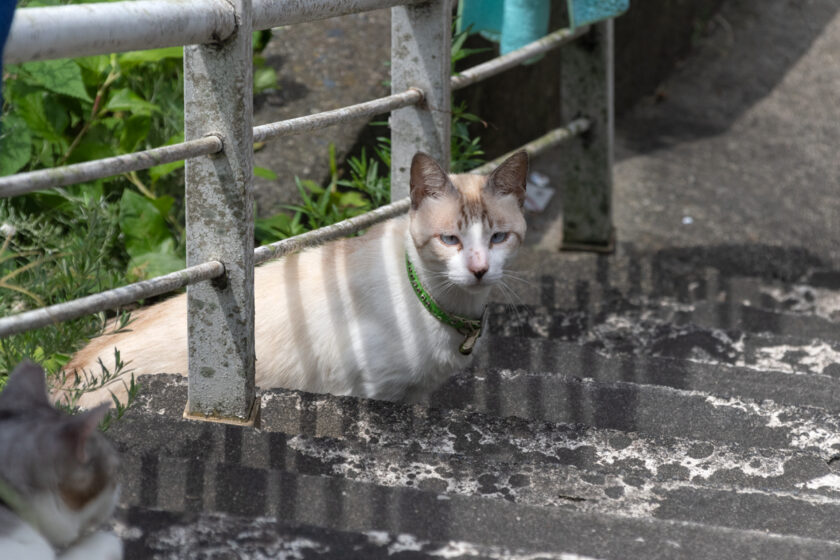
[408,151,528,291]
[0,361,120,547]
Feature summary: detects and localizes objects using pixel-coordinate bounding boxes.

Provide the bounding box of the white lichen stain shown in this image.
[761,285,840,322]
[705,395,840,458]
[800,474,840,492]
[739,341,840,376]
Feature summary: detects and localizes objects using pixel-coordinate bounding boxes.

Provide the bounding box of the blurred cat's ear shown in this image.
[0,360,49,409]
[486,150,529,207]
[410,152,456,209]
[61,403,109,463]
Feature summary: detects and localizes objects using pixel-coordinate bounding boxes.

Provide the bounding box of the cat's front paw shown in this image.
[60,530,123,560]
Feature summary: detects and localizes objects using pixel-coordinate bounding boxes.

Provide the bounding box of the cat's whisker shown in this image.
[502,270,536,286]
[496,280,533,336]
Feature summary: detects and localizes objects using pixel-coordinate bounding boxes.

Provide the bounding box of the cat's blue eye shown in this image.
[440,234,460,246]
[491,232,509,244]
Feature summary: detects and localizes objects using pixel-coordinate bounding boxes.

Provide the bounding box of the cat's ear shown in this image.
[61,403,109,463]
[410,152,456,209]
[0,360,50,409]
[486,150,529,207]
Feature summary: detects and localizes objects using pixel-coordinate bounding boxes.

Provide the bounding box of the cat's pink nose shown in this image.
[470,266,488,280]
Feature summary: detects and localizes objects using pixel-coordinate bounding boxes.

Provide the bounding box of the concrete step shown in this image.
[116,506,598,560]
[492,286,840,343]
[430,367,840,456]
[110,386,837,502]
[108,376,840,546]
[112,453,840,560]
[485,303,840,379]
[511,244,829,305]
[123,376,840,480]
[505,247,840,334]
[467,336,840,413]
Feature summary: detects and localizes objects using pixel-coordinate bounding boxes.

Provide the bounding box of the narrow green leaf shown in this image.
[254,166,278,180]
[149,160,184,183]
[75,55,111,76]
[105,89,160,116]
[118,47,183,67]
[253,67,278,94]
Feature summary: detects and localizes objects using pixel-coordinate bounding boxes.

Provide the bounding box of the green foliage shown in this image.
[0,190,127,377]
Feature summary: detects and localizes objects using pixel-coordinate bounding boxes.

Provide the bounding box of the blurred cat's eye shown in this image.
[491,232,509,244]
[440,234,460,246]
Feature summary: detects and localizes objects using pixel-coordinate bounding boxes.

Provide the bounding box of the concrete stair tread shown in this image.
[107,376,840,546]
[468,336,840,413]
[485,303,840,379]
[111,390,839,500]
[113,452,840,558]
[116,506,599,560]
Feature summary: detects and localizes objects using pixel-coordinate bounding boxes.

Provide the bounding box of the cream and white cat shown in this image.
[60,151,528,408]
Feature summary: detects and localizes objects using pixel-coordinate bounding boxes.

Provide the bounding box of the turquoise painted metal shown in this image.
[568,0,628,28]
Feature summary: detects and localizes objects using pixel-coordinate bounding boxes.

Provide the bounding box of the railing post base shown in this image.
[183,396,261,428]
[560,228,616,254]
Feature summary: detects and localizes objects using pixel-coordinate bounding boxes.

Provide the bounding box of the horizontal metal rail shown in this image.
[451,25,591,91]
[472,118,591,174]
[4,0,422,64]
[253,88,423,143]
[1,24,585,197]
[0,87,421,196]
[0,136,223,198]
[4,0,235,64]
[0,118,588,338]
[254,198,412,265]
[251,0,422,32]
[0,261,224,339]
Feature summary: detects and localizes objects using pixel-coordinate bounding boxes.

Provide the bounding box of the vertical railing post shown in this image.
[390,0,452,200]
[183,0,257,423]
[560,19,615,252]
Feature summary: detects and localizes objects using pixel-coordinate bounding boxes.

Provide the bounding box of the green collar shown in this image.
[405,253,486,355]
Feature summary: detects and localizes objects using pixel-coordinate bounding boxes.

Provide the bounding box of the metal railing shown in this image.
[0,0,615,423]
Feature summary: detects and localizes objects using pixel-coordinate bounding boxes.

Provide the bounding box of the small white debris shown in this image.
[0,223,15,237]
[524,172,555,213]
[800,474,840,492]
[682,216,694,225]
[364,531,391,546]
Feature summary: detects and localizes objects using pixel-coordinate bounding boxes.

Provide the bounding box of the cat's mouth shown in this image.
[454,276,497,291]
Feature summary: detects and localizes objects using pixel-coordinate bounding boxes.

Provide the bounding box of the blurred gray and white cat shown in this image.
[0,361,121,560]
[63,150,528,407]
